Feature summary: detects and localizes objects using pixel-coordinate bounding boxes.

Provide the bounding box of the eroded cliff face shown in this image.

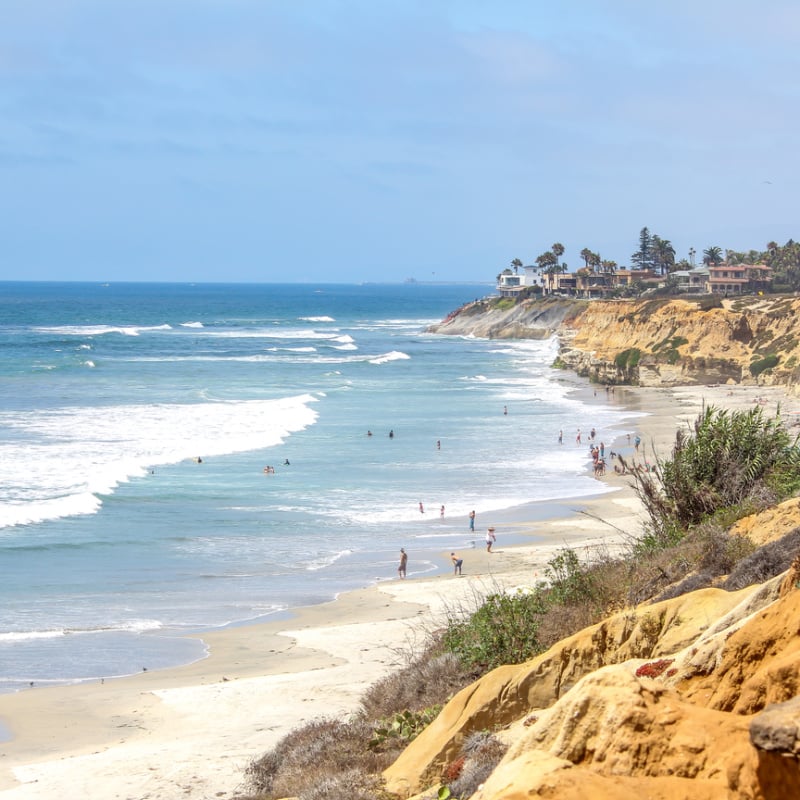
[559,296,800,388]
[429,295,800,390]
[383,502,800,800]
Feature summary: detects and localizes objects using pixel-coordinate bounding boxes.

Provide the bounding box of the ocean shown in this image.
[0,282,640,693]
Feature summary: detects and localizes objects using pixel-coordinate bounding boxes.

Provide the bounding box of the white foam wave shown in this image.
[0,619,163,643]
[299,316,335,322]
[181,321,204,328]
[35,324,172,337]
[333,343,358,351]
[368,351,410,365]
[84,360,95,368]
[0,629,65,642]
[0,394,320,529]
[305,549,352,571]
[197,329,340,340]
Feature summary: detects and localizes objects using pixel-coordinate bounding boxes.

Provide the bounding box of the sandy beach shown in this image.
[1,382,798,800]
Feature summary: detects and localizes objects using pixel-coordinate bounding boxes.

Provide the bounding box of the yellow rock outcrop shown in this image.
[429,295,800,390]
[384,574,800,800]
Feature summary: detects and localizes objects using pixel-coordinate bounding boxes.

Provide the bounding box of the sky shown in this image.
[0,1,798,283]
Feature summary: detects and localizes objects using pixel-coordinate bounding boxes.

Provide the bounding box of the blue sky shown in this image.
[1,1,798,283]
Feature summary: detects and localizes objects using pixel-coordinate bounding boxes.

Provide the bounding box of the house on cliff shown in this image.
[708,263,772,295]
[497,264,545,298]
[500,262,773,299]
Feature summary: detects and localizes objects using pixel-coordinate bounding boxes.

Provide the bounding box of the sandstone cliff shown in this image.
[383,513,800,799]
[428,295,800,390]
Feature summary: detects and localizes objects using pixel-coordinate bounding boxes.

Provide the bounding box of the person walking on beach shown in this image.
[398,548,407,579]
[469,510,475,531]
[576,428,581,445]
[419,501,424,514]
[485,527,496,552]
[558,429,563,445]
[440,505,445,518]
[451,552,463,575]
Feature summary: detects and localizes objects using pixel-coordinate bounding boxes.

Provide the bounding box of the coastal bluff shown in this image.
[428,295,800,390]
[383,520,800,800]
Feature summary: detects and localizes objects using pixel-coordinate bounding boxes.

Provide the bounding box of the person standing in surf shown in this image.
[398,548,407,579]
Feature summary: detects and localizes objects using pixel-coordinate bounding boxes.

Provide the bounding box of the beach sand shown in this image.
[1,383,798,800]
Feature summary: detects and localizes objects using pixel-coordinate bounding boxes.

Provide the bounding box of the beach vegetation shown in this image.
[241,717,392,800]
[750,353,779,377]
[444,731,507,800]
[614,347,641,370]
[630,405,800,550]
[491,297,516,311]
[440,587,547,670]
[368,706,442,752]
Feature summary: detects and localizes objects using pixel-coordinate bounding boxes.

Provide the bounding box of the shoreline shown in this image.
[1,382,798,799]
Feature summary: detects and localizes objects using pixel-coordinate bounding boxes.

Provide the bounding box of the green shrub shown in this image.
[750,354,779,376]
[544,548,597,606]
[441,588,547,670]
[615,348,642,369]
[630,405,800,546]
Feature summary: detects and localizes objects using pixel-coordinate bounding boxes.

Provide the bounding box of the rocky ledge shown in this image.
[428,295,800,390]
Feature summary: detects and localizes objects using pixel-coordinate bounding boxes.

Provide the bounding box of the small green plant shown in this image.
[368,705,441,751]
[750,353,779,376]
[544,548,596,606]
[615,347,642,369]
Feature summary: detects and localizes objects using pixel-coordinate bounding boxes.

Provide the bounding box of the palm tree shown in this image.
[580,247,593,268]
[552,243,565,269]
[703,246,723,267]
[510,258,523,275]
[536,251,557,293]
[652,237,676,275]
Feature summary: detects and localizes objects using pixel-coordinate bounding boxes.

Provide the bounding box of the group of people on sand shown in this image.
[397,515,497,579]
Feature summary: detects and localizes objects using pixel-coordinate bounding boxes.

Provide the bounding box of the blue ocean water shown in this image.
[0,282,639,693]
